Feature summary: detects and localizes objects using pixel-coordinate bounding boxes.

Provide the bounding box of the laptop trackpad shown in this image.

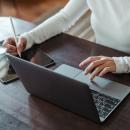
[75,72,130,100]
[54,64,82,78]
[54,64,130,100]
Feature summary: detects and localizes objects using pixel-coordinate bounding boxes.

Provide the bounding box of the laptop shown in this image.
[7,54,130,123]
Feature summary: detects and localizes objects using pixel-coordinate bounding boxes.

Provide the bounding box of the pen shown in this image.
[9,16,21,57]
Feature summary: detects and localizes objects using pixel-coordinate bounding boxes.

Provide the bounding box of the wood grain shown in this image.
[0,17,130,130]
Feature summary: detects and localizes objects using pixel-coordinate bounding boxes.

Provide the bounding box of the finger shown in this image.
[9,52,18,56]
[90,65,105,80]
[99,67,111,77]
[79,56,101,68]
[3,41,16,49]
[6,47,17,55]
[17,37,26,53]
[6,47,17,54]
[5,44,17,53]
[3,37,16,46]
[84,59,108,75]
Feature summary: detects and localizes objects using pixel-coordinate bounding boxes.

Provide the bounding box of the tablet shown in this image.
[0,46,55,84]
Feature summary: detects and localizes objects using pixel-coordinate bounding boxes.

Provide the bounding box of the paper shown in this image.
[0,47,6,59]
[0,47,6,54]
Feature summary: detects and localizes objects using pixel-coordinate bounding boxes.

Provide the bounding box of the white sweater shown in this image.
[12,0,130,73]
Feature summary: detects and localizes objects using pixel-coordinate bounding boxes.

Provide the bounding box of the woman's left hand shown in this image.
[79,56,116,80]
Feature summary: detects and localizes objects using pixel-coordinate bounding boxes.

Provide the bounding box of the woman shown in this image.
[1,0,130,80]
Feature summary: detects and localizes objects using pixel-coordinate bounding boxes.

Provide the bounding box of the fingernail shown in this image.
[90,75,94,81]
[79,63,83,67]
[90,74,96,81]
[88,74,91,80]
[99,74,102,77]
[84,70,88,75]
[89,77,93,81]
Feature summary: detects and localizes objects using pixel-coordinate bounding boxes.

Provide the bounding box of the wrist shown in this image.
[20,33,34,50]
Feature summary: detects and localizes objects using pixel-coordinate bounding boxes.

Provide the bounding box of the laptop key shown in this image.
[91,90,120,118]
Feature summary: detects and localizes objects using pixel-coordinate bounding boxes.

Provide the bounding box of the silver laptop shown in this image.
[7,54,130,123]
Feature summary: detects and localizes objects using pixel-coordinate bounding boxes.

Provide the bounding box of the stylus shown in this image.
[9,17,21,57]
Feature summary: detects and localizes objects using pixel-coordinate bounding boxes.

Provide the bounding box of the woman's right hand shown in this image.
[3,37,27,55]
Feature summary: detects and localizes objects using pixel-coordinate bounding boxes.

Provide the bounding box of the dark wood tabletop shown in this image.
[0,17,130,130]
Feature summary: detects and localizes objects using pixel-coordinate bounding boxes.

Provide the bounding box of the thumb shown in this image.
[17,37,27,53]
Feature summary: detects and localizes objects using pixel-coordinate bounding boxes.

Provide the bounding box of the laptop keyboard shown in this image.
[91,90,120,118]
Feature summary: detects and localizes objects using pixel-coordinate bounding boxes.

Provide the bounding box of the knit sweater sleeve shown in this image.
[21,0,88,50]
[112,57,130,73]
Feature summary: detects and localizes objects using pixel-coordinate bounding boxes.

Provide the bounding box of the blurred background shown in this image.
[0,0,68,22]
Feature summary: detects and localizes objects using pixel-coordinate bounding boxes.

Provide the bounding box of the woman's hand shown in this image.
[79,56,116,80]
[3,37,27,55]
[0,37,27,78]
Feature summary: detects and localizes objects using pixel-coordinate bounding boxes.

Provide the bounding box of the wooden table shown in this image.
[0,17,130,130]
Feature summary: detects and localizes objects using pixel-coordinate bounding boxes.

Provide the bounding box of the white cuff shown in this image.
[112,57,129,73]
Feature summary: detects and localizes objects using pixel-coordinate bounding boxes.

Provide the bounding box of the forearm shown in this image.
[21,0,88,50]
